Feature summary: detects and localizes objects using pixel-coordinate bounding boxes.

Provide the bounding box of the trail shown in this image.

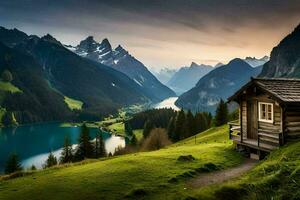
[187,159,257,188]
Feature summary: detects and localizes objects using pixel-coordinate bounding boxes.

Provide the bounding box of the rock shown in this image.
[177,155,196,162]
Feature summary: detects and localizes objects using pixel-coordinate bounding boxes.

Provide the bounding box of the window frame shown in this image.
[258,102,274,123]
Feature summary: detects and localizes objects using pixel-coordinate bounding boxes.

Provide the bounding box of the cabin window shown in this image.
[258,102,273,123]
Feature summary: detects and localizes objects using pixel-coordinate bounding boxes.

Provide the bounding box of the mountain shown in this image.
[214,62,224,68]
[152,68,177,85]
[0,41,72,124]
[244,56,269,67]
[175,59,262,113]
[67,37,176,101]
[167,62,213,95]
[0,27,151,124]
[259,24,300,78]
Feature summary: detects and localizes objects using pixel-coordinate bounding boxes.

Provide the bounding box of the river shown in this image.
[153,97,180,110]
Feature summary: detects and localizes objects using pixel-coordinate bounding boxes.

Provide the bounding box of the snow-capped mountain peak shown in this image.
[244,56,269,67]
[66,37,176,101]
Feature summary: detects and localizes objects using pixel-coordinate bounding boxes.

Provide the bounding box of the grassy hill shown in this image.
[207,140,300,200]
[0,125,299,199]
[0,126,243,200]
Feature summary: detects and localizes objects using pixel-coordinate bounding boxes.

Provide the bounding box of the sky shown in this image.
[1,0,300,70]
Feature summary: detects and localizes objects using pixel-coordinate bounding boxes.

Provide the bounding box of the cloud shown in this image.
[0,0,300,68]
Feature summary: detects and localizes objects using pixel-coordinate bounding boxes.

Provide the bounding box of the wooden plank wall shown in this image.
[256,95,281,146]
[285,104,300,140]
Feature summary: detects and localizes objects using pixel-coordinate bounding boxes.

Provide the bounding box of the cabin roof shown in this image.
[228,78,300,103]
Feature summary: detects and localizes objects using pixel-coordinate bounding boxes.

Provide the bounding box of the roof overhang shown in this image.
[227,77,287,104]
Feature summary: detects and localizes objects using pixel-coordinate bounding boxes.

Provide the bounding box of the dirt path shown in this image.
[187,159,257,188]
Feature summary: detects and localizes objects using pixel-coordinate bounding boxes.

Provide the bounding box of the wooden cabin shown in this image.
[227,78,300,158]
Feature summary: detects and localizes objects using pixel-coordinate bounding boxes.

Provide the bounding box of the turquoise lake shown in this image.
[0,123,126,172]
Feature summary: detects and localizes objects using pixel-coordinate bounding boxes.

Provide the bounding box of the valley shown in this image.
[1,2,300,199]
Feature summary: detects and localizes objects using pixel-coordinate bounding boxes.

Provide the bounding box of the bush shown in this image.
[114,145,136,156]
[141,128,171,151]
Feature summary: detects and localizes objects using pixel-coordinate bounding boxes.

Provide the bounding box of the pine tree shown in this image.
[143,120,154,138]
[215,99,229,126]
[186,110,196,137]
[74,123,94,161]
[124,121,133,137]
[60,135,73,164]
[95,132,106,158]
[44,151,58,168]
[4,153,22,174]
[194,112,203,133]
[167,117,176,141]
[31,165,37,171]
[174,109,186,141]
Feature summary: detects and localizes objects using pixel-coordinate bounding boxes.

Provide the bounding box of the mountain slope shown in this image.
[259,24,300,78]
[175,59,262,113]
[167,62,213,95]
[68,37,176,101]
[0,42,72,124]
[0,27,150,122]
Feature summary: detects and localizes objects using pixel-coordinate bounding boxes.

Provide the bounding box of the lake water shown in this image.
[0,97,178,173]
[153,97,180,111]
[0,123,126,172]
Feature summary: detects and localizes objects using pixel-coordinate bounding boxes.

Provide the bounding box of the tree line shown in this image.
[129,99,233,143]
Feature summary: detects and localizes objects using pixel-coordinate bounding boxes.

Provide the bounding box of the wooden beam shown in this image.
[240,101,243,143]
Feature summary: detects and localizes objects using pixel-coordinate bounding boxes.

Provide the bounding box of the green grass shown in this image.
[0,125,243,200]
[133,129,143,141]
[64,96,83,110]
[0,81,22,93]
[200,140,300,200]
[107,122,125,136]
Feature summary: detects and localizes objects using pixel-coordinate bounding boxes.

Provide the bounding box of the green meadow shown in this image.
[1,125,299,199]
[64,96,83,110]
[0,126,243,200]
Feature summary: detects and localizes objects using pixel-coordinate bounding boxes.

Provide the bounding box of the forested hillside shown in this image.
[0,27,153,125]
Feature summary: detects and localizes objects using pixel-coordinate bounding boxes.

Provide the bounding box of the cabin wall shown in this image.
[239,93,282,147]
[257,95,281,134]
[285,104,300,140]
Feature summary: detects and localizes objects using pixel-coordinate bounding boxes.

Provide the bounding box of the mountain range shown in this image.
[66,37,175,101]
[175,24,300,113]
[175,59,262,113]
[0,27,161,124]
[166,62,213,95]
[244,56,269,67]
